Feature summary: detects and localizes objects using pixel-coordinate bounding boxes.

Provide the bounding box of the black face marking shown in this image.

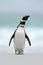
[20,26,24,27]
[22,15,30,20]
[20,21,25,25]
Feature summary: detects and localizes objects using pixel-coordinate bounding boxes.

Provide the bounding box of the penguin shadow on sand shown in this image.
[9,15,31,55]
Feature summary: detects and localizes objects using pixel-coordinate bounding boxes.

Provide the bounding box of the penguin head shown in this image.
[22,15,30,21]
[19,15,30,27]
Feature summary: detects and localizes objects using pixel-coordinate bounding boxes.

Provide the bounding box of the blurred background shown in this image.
[0,0,43,53]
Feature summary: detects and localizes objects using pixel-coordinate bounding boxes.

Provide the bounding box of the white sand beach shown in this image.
[0,53,43,65]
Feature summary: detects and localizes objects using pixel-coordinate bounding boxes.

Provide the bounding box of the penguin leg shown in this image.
[18,49,24,55]
[20,50,24,55]
[15,49,24,55]
[15,49,18,55]
[25,33,31,46]
[15,49,21,55]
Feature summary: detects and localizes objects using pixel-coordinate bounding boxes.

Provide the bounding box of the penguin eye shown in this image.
[22,17,26,20]
[25,17,26,19]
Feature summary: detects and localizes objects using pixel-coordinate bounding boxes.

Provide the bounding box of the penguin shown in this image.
[9,15,31,54]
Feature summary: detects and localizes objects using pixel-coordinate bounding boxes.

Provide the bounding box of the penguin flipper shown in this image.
[25,33,31,46]
[9,25,18,46]
[9,33,15,46]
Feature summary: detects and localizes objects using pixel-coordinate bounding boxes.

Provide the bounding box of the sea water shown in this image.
[0,13,43,53]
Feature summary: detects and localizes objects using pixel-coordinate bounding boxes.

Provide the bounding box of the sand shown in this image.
[0,52,43,65]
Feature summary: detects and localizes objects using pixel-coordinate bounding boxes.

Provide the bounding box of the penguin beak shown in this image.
[27,15,30,18]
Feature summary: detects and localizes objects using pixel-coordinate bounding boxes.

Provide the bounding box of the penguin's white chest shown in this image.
[13,27,25,49]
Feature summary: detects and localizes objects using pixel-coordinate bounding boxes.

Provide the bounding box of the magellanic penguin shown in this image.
[9,15,31,54]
